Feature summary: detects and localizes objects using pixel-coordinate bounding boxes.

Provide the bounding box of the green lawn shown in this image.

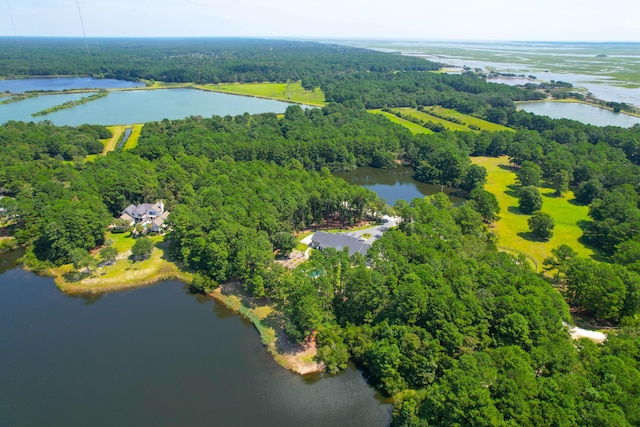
[394,107,471,132]
[123,124,144,150]
[423,106,514,132]
[473,156,595,271]
[54,232,190,294]
[197,81,325,106]
[369,109,433,134]
[394,107,514,132]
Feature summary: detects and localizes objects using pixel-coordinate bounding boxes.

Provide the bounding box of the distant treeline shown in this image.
[0,38,440,84]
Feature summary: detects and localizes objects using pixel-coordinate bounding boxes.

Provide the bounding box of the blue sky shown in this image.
[2,0,639,41]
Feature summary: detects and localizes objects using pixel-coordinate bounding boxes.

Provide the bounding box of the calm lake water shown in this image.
[335,166,465,206]
[0,256,391,426]
[0,77,145,93]
[518,101,640,127]
[0,88,296,126]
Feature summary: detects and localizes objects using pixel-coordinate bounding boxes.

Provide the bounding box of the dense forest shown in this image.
[2,39,640,426]
[0,38,438,84]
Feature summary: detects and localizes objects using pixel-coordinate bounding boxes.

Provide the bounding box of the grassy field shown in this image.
[197,81,325,106]
[369,109,433,134]
[395,107,470,131]
[123,124,144,149]
[148,81,194,89]
[422,106,514,132]
[85,125,123,162]
[54,232,192,294]
[84,124,142,161]
[394,107,514,132]
[472,156,595,271]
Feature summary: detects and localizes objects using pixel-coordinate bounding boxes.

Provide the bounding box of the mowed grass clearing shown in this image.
[123,124,144,150]
[395,107,470,131]
[54,232,192,294]
[473,156,595,270]
[395,107,514,132]
[369,109,433,134]
[423,106,514,132]
[198,81,325,106]
[84,124,143,162]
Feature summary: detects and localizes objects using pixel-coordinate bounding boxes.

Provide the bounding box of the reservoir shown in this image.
[0,254,391,426]
[335,166,465,206]
[518,101,640,127]
[0,88,296,126]
[0,77,145,93]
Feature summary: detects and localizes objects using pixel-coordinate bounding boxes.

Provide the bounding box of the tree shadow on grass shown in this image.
[504,184,520,198]
[497,163,516,171]
[507,206,529,215]
[62,271,92,282]
[517,231,549,242]
[542,191,561,198]
[567,198,587,207]
[576,220,592,230]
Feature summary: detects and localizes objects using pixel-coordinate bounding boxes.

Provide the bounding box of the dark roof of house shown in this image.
[311,231,370,257]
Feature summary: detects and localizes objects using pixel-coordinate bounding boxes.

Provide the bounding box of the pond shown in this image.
[0,88,296,126]
[518,101,640,128]
[334,166,465,206]
[0,77,145,93]
[0,254,391,427]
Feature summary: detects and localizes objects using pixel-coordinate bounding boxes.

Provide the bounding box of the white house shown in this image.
[119,201,169,232]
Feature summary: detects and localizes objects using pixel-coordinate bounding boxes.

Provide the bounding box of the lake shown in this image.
[0,254,391,427]
[0,88,296,126]
[0,77,145,93]
[335,166,465,206]
[518,101,640,127]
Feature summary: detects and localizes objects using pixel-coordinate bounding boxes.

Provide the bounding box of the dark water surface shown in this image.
[335,166,465,206]
[0,258,391,426]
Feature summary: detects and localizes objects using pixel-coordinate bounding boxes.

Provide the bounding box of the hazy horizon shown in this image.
[2,0,638,42]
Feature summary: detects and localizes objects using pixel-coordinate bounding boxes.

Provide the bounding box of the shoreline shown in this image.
[515,98,640,118]
[209,281,325,375]
[46,251,324,374]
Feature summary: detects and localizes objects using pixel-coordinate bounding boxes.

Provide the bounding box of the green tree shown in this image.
[565,259,627,322]
[70,248,96,273]
[99,246,118,265]
[518,186,542,214]
[461,164,487,191]
[131,237,154,260]
[528,211,555,240]
[469,188,501,223]
[552,170,570,196]
[272,231,297,256]
[516,161,542,187]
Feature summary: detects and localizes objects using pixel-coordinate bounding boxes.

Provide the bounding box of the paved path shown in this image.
[339,215,399,245]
